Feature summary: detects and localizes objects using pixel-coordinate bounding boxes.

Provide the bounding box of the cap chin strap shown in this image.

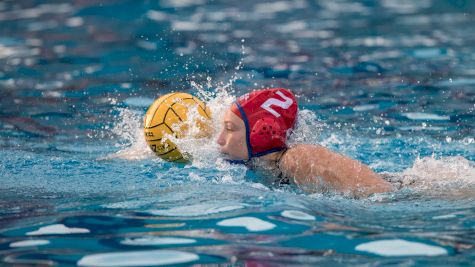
[225,159,248,165]
[234,101,253,160]
[252,147,286,158]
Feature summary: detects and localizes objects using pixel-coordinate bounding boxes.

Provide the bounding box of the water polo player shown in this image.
[216,88,394,197]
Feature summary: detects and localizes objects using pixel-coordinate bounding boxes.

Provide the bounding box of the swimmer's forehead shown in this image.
[223,108,244,126]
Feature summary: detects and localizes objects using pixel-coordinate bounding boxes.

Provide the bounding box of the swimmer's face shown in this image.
[216,106,248,160]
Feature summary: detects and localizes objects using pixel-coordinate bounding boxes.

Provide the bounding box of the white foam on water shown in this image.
[353,104,379,112]
[136,40,157,51]
[146,10,168,21]
[355,239,448,256]
[188,172,206,182]
[77,250,199,266]
[287,109,325,145]
[249,182,271,191]
[10,239,50,248]
[148,203,244,217]
[101,200,149,209]
[255,1,295,14]
[146,78,256,185]
[27,224,90,236]
[101,78,242,179]
[170,80,236,169]
[432,213,457,220]
[65,17,83,27]
[402,112,450,121]
[213,158,249,184]
[155,40,245,169]
[121,236,196,246]
[398,125,446,131]
[164,101,221,167]
[217,216,276,232]
[404,156,474,187]
[382,156,475,197]
[281,210,315,221]
[100,44,257,185]
[99,107,154,161]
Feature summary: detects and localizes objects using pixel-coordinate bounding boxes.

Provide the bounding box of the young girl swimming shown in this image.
[216,88,394,197]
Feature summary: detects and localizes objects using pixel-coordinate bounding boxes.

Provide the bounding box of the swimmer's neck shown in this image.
[254,150,285,162]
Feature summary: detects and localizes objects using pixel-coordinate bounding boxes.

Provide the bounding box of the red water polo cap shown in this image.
[231,88,298,159]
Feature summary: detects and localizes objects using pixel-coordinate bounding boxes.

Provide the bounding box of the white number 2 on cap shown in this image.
[260,91,293,117]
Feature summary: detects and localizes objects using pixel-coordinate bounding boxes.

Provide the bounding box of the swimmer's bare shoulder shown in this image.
[279,144,394,197]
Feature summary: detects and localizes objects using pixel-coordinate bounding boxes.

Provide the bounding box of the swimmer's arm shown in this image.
[279,144,393,197]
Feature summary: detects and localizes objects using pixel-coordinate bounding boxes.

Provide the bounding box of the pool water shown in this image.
[1,0,475,266]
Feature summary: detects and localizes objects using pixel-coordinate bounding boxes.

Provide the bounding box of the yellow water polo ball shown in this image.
[143,92,212,162]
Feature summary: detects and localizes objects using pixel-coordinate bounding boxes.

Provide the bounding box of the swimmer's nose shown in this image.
[216,130,225,146]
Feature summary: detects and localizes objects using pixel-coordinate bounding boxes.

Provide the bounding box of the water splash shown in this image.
[102,37,247,166]
[384,156,475,197]
[288,109,325,145]
[99,107,154,161]
[98,76,249,187]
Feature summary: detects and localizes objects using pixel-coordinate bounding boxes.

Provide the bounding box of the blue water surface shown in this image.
[1,0,475,266]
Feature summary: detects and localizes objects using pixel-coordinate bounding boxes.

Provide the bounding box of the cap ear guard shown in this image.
[250,117,286,154]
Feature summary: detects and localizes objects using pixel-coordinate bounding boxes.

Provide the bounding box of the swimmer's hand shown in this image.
[279,144,394,197]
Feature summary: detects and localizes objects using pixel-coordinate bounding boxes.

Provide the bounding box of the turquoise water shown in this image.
[1,0,475,266]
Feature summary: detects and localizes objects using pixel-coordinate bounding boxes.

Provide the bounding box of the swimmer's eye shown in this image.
[225,122,234,131]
